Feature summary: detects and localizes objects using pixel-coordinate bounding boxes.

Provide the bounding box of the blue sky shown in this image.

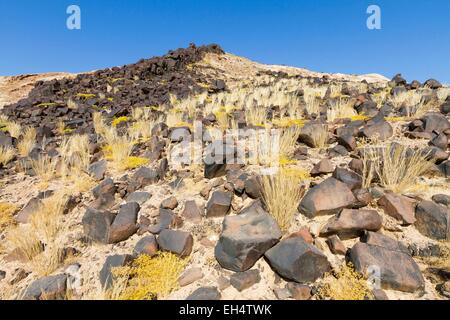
[1,0,449,83]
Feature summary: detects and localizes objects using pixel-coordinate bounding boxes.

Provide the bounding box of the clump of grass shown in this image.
[17,127,37,157]
[0,146,15,166]
[4,121,22,139]
[30,154,58,183]
[261,169,306,232]
[60,134,91,175]
[166,110,189,128]
[245,105,267,127]
[423,241,450,270]
[311,124,329,149]
[111,253,188,300]
[317,263,374,300]
[303,88,323,116]
[327,98,357,122]
[123,157,150,170]
[6,224,43,261]
[279,126,302,160]
[0,202,18,232]
[361,143,434,193]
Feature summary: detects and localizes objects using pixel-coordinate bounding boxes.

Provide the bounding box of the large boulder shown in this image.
[320,209,383,239]
[82,208,115,243]
[298,178,357,218]
[215,202,282,272]
[22,274,68,300]
[421,113,450,134]
[360,121,393,141]
[349,236,425,293]
[415,201,449,240]
[378,193,416,225]
[265,237,331,283]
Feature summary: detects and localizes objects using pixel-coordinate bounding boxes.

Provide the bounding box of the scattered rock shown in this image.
[287,227,314,244]
[215,201,282,272]
[88,160,107,181]
[186,287,221,300]
[332,167,362,191]
[206,191,232,218]
[109,202,140,243]
[310,159,334,177]
[320,209,383,239]
[432,194,450,207]
[126,192,151,205]
[161,196,179,210]
[265,237,331,283]
[326,235,347,255]
[99,254,133,290]
[286,283,312,300]
[415,200,449,240]
[178,267,204,287]
[230,269,261,292]
[133,235,158,257]
[82,208,115,243]
[22,274,68,300]
[244,176,262,199]
[360,121,393,141]
[182,200,203,223]
[157,229,193,257]
[15,197,42,224]
[378,193,416,225]
[91,178,117,210]
[349,240,424,293]
[298,177,357,218]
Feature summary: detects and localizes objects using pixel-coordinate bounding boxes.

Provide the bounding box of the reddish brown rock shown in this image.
[378,193,416,225]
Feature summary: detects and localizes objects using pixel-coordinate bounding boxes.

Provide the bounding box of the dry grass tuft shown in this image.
[361,143,434,193]
[30,154,58,183]
[279,126,302,160]
[261,169,306,232]
[60,134,91,174]
[317,263,374,300]
[0,146,15,166]
[327,97,357,122]
[0,202,19,232]
[17,127,37,157]
[245,105,267,127]
[111,253,188,300]
[310,124,329,149]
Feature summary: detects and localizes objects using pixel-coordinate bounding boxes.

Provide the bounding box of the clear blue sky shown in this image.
[1,0,449,83]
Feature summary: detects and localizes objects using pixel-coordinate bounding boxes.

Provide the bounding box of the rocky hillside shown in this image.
[0,44,449,301]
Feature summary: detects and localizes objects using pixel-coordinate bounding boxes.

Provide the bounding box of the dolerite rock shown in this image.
[182,200,203,223]
[206,191,232,218]
[421,113,450,133]
[349,240,425,293]
[230,269,261,292]
[310,159,335,177]
[361,231,410,254]
[332,167,362,190]
[178,267,204,287]
[82,208,115,243]
[353,188,373,208]
[91,178,117,210]
[265,237,331,283]
[204,140,235,179]
[22,274,68,300]
[440,99,450,115]
[126,191,151,205]
[215,202,282,272]
[360,121,393,141]
[244,176,262,199]
[0,132,13,148]
[100,254,134,289]
[355,100,378,117]
[109,202,140,243]
[148,208,180,234]
[320,209,382,239]
[161,196,179,210]
[132,167,160,187]
[378,193,416,225]
[15,197,43,223]
[429,132,448,150]
[298,177,357,218]
[424,78,442,89]
[186,287,221,300]
[286,283,312,300]
[88,160,107,181]
[439,160,450,177]
[415,201,449,240]
[133,235,158,257]
[157,229,193,257]
[432,194,450,207]
[391,74,407,86]
[326,235,347,255]
[337,132,357,151]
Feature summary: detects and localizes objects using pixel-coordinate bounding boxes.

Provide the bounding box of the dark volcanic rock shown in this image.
[320,209,383,239]
[332,167,362,191]
[133,235,158,257]
[349,241,424,293]
[415,200,449,240]
[182,200,203,223]
[206,191,232,218]
[109,202,140,243]
[378,193,416,225]
[99,254,133,289]
[186,287,221,300]
[230,269,261,292]
[215,202,282,272]
[157,229,193,257]
[82,208,115,243]
[265,237,331,283]
[298,177,357,218]
[22,274,68,300]
[360,121,393,141]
